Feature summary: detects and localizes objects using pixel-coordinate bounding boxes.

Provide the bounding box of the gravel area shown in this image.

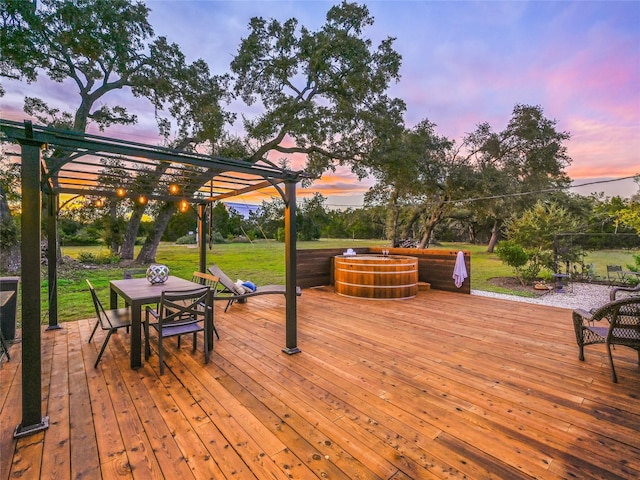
[472,283,615,311]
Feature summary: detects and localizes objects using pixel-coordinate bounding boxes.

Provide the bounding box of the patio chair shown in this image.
[606,265,625,287]
[610,282,640,301]
[573,296,640,382]
[208,263,301,312]
[145,286,212,375]
[87,279,139,368]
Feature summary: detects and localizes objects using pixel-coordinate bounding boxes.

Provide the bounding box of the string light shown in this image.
[169,183,180,195]
[137,195,148,205]
[115,187,126,198]
[178,199,189,213]
[94,198,104,208]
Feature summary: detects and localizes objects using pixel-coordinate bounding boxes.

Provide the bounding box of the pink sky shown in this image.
[1,1,638,206]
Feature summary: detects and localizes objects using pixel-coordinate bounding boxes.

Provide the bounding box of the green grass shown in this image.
[19,239,640,324]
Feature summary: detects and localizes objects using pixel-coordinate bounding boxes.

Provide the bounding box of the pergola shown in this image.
[0,119,308,438]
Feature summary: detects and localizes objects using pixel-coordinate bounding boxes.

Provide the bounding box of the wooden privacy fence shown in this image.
[296,247,471,294]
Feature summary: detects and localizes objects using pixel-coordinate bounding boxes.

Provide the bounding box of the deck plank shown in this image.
[2,288,640,479]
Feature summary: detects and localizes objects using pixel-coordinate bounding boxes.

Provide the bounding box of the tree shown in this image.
[0,162,20,270]
[1,0,231,263]
[613,177,640,234]
[250,198,285,240]
[502,200,580,282]
[297,193,330,241]
[466,104,572,252]
[364,119,477,248]
[230,1,404,181]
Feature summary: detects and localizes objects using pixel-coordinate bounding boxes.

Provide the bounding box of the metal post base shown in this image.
[14,416,50,438]
[282,347,301,355]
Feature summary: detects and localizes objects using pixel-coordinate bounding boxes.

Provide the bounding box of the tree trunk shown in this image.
[108,202,120,255]
[0,183,20,271]
[467,223,476,244]
[386,193,400,247]
[417,208,443,249]
[136,202,176,264]
[400,207,421,241]
[120,204,146,260]
[486,219,500,253]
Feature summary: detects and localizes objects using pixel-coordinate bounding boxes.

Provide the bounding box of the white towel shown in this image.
[453,251,467,288]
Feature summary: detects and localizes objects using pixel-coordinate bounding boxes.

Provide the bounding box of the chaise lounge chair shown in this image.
[208,263,301,312]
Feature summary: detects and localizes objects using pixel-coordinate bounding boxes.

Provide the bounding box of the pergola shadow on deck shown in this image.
[2,289,639,479]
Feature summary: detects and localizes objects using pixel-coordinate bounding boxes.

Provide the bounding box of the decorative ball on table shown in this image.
[146,264,169,284]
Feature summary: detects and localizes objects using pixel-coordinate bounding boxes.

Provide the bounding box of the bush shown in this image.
[495,241,528,268]
[211,232,226,244]
[77,251,120,264]
[495,240,534,285]
[175,234,197,245]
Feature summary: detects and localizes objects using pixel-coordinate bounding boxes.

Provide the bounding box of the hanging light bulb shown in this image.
[178,199,189,213]
[115,187,126,198]
[137,195,148,205]
[168,183,180,195]
[94,198,104,208]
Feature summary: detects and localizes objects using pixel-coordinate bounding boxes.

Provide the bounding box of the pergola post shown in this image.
[46,192,60,329]
[14,135,49,438]
[198,203,207,274]
[282,180,300,355]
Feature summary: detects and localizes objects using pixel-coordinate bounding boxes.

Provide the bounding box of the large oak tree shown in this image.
[1,0,231,263]
[230,1,405,180]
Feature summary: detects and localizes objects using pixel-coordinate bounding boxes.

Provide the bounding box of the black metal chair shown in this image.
[145,286,212,375]
[606,265,625,287]
[87,279,138,368]
[573,296,640,382]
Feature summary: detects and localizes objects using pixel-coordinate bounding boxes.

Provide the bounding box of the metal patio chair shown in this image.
[145,286,212,375]
[87,279,139,368]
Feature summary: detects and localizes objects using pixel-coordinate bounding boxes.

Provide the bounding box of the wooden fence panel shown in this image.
[296,247,470,294]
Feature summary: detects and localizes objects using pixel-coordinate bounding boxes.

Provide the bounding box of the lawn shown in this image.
[19,239,640,323]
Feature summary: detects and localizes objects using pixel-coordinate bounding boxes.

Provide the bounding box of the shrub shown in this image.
[495,240,532,285]
[211,232,226,244]
[77,251,120,264]
[176,234,197,245]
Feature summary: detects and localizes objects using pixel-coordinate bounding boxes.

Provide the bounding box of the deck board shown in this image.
[1,287,640,479]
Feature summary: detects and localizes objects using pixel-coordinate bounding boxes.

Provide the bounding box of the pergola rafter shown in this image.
[0,119,305,438]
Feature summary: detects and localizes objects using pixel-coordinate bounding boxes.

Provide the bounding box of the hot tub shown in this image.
[334,255,419,299]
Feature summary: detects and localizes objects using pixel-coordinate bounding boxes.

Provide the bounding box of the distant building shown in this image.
[223,201,259,219]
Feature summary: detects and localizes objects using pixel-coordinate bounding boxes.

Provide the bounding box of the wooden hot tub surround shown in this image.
[334,254,419,299]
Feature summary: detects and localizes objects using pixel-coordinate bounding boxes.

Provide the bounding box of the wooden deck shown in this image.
[1,287,639,479]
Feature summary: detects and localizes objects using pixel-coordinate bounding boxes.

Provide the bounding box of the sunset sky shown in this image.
[2,0,639,206]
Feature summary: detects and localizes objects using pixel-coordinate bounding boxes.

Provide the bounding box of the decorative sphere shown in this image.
[146,264,169,284]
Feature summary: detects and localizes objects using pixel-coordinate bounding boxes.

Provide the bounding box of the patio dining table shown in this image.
[110,275,213,369]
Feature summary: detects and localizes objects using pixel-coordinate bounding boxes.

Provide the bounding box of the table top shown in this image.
[110,276,203,304]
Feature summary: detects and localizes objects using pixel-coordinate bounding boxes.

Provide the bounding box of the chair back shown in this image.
[158,286,211,326]
[607,265,622,276]
[86,279,115,329]
[191,271,220,290]
[208,264,236,293]
[607,297,640,348]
